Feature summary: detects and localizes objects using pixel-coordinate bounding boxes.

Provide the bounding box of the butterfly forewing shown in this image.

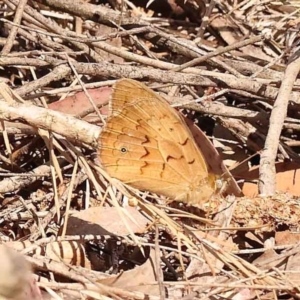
[98,79,216,204]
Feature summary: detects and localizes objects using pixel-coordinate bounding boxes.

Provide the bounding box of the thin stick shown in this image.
[259,50,300,195]
[2,0,28,54]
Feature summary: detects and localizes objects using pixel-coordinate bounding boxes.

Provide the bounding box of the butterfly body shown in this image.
[98,79,216,205]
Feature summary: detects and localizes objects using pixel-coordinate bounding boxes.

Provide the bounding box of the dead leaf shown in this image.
[98,249,160,296]
[64,206,149,236]
[49,87,111,117]
[240,162,300,197]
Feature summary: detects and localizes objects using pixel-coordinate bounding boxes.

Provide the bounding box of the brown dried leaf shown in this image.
[65,206,149,236]
[49,87,111,116]
[240,162,300,197]
[97,250,160,296]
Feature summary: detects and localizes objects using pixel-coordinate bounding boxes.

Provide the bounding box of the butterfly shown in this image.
[97,79,217,205]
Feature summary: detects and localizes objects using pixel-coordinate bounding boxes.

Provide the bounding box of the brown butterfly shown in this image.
[97,79,217,205]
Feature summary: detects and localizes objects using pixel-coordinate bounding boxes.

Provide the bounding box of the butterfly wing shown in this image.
[98,79,216,203]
